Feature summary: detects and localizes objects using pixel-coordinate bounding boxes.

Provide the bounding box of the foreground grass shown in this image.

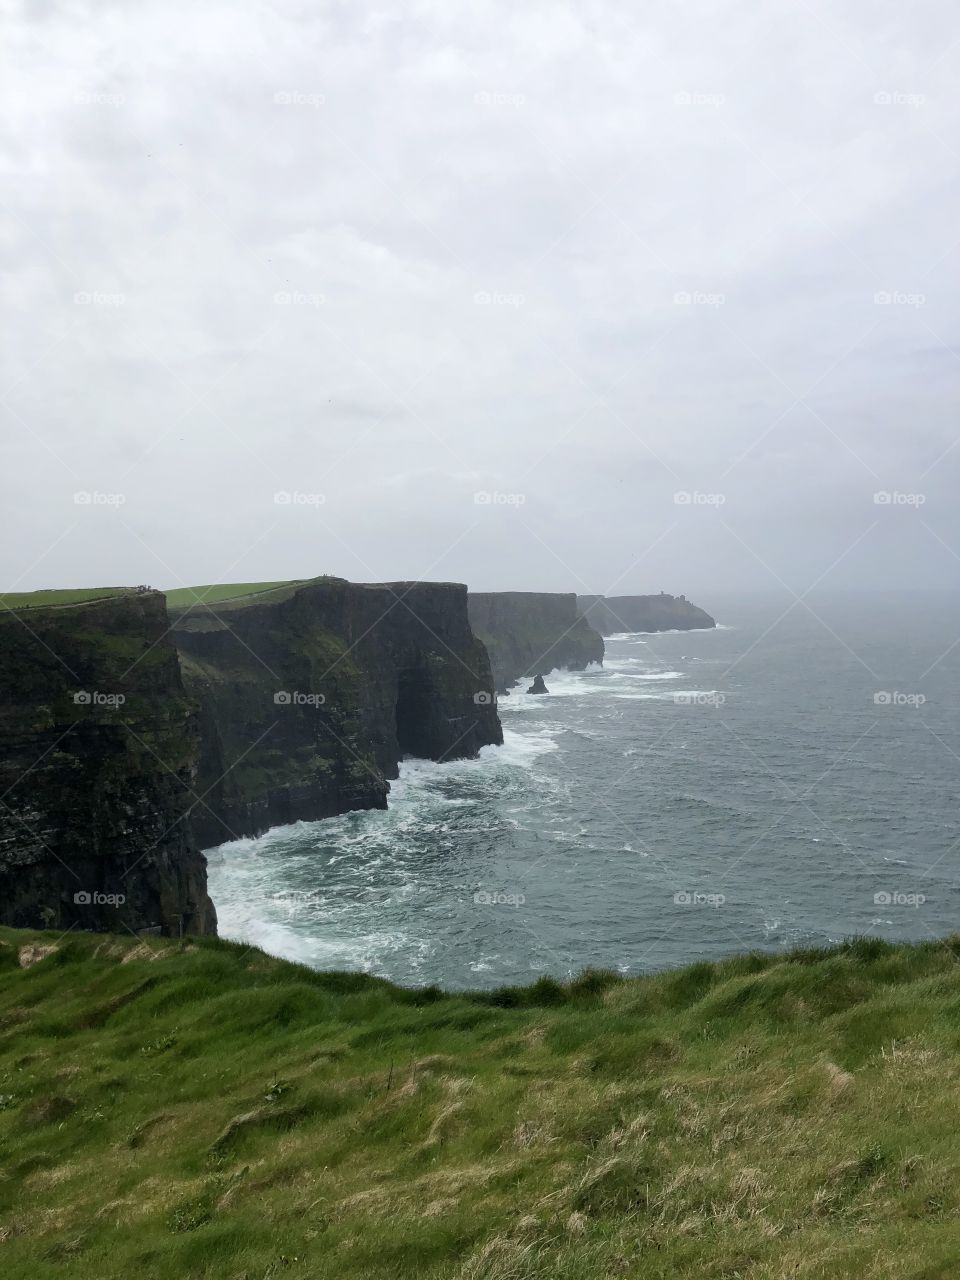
[2,930,960,1278]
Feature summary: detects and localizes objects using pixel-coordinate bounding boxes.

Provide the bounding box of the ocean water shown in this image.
[206,591,960,989]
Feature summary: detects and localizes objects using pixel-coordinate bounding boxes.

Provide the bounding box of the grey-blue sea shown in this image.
[207,590,960,989]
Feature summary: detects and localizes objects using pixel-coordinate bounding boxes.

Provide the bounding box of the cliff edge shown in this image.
[468,592,604,693]
[577,593,715,635]
[169,577,502,847]
[0,589,215,936]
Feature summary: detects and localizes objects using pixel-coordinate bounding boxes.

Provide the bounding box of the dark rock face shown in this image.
[0,592,216,936]
[527,674,549,694]
[170,578,502,848]
[468,592,604,693]
[577,593,715,635]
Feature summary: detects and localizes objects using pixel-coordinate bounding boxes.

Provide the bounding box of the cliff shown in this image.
[468,592,604,693]
[0,589,215,936]
[577,593,716,635]
[168,577,502,847]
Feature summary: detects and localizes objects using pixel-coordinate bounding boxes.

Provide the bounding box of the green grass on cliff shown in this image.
[3,930,960,1279]
[0,587,133,611]
[163,581,301,609]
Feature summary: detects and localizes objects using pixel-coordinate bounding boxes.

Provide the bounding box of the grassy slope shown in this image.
[2,931,960,1279]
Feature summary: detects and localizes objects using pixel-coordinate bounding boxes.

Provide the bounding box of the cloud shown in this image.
[2,0,958,594]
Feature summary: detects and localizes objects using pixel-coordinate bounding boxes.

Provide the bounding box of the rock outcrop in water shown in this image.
[0,590,216,936]
[169,577,502,848]
[577,593,715,635]
[527,674,549,694]
[468,592,604,693]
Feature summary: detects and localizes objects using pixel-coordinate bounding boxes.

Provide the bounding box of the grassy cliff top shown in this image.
[163,581,302,610]
[2,928,960,1278]
[165,578,471,620]
[0,587,136,611]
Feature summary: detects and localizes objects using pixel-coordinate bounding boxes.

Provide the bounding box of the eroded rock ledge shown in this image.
[577,593,716,634]
[468,592,604,693]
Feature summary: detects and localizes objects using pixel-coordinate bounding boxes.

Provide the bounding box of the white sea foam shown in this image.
[613,688,725,702]
[607,670,686,681]
[607,625,723,638]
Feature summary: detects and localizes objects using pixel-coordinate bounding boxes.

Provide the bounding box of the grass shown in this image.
[0,587,134,611]
[3,929,960,1278]
[163,582,300,609]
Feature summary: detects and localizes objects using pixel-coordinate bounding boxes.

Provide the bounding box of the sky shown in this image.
[3,0,958,603]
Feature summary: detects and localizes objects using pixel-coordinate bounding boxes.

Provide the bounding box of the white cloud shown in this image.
[1,0,958,594]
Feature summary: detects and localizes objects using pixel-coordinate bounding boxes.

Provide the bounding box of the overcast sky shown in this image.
[3,0,958,602]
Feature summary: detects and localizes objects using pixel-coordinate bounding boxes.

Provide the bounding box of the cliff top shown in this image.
[165,577,471,618]
[470,589,578,601]
[164,580,300,608]
[0,586,139,611]
[0,926,957,1277]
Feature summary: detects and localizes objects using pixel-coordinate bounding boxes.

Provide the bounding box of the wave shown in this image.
[612,688,725,701]
[607,670,686,681]
[211,887,428,974]
[607,625,725,638]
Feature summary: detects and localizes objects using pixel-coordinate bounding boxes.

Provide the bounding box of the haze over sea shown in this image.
[207,591,960,989]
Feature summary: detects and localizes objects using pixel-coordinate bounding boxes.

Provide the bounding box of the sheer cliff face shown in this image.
[170,578,503,848]
[0,592,215,936]
[467,592,605,693]
[577,594,716,635]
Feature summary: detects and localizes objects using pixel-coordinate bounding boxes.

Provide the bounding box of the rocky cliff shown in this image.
[169,577,502,847]
[577,593,716,635]
[0,590,215,936]
[467,592,604,693]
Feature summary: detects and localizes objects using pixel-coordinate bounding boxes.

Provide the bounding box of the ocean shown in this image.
[206,590,960,989]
